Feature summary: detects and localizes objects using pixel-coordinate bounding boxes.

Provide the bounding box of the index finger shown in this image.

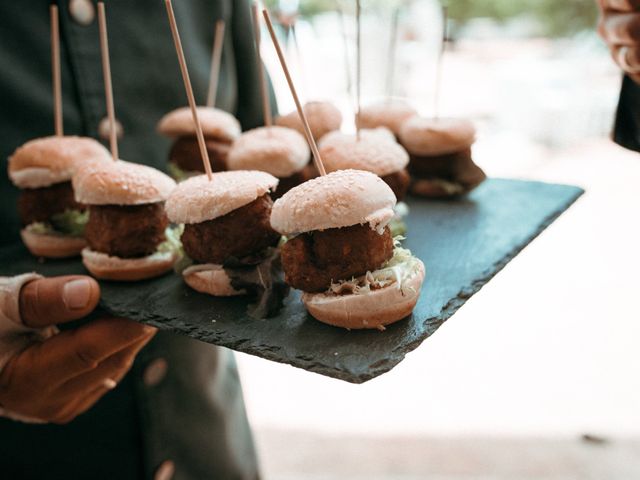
[601,0,640,12]
[26,317,156,386]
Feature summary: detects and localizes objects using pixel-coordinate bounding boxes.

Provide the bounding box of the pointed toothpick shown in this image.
[50,5,63,137]
[252,2,272,127]
[355,0,361,141]
[97,3,118,161]
[434,5,448,121]
[385,5,400,102]
[165,0,213,180]
[336,2,352,100]
[206,20,225,108]
[262,8,326,176]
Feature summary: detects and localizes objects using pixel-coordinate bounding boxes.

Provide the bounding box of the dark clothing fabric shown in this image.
[614,75,640,152]
[0,1,266,478]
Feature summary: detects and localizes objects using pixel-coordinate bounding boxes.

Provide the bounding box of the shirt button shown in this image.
[98,116,124,141]
[154,460,175,480]
[68,0,95,26]
[143,358,168,387]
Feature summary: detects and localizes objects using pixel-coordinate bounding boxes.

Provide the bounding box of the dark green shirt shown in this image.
[0,1,267,478]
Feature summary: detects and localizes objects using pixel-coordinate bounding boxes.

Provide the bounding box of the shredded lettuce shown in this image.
[389,217,407,237]
[157,224,184,254]
[327,240,422,296]
[26,209,88,237]
[50,209,89,236]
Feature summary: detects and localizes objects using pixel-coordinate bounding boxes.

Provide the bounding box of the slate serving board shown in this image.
[0,178,583,383]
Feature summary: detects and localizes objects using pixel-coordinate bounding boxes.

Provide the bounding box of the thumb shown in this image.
[20,276,101,328]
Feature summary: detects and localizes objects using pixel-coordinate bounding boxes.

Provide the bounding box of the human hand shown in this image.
[0,275,156,424]
[598,0,640,83]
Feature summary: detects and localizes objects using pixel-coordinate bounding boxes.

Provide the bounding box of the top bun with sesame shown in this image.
[275,101,342,141]
[165,170,279,224]
[8,136,111,189]
[73,160,176,206]
[356,100,417,137]
[319,129,408,177]
[270,169,396,236]
[226,126,309,178]
[157,106,241,142]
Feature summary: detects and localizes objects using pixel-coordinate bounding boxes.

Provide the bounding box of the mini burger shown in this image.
[275,101,342,142]
[157,106,241,180]
[271,169,425,330]
[226,126,312,198]
[72,160,178,281]
[8,136,111,258]
[165,171,281,297]
[318,128,410,201]
[356,99,417,138]
[399,117,486,198]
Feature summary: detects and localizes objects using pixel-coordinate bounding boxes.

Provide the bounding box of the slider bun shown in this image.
[319,129,408,177]
[157,106,241,142]
[182,264,245,296]
[399,117,476,156]
[356,100,418,136]
[73,160,176,206]
[8,136,111,189]
[165,170,279,224]
[227,126,309,178]
[302,259,425,330]
[20,229,86,258]
[275,101,342,141]
[270,169,397,235]
[81,248,176,281]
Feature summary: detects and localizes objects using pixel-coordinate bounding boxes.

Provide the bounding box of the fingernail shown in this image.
[103,378,117,389]
[63,279,92,310]
[143,325,157,334]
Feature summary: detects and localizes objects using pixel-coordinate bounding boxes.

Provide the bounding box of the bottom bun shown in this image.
[302,259,425,330]
[182,264,246,296]
[81,248,176,281]
[21,229,86,258]
[410,178,466,198]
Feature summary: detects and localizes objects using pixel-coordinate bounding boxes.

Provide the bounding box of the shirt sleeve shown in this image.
[0,273,58,423]
[613,75,640,152]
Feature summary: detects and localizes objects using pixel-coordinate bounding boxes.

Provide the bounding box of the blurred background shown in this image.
[239,1,640,478]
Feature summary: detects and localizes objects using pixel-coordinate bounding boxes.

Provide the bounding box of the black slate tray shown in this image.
[0,178,583,383]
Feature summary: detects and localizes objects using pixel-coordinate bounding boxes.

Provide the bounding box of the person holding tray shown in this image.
[0,1,267,478]
[598,0,640,151]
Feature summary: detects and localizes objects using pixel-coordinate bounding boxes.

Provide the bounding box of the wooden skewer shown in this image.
[355,0,361,141]
[97,3,118,161]
[206,20,225,108]
[336,3,352,100]
[385,5,400,102]
[251,2,272,127]
[50,5,63,137]
[165,0,213,180]
[262,8,326,176]
[434,5,448,121]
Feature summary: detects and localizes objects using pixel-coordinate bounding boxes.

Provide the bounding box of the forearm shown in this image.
[613,76,640,152]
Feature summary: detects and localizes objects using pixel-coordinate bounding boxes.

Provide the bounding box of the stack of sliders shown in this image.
[157,106,241,180]
[399,117,486,197]
[270,170,425,330]
[8,137,111,258]
[72,160,179,280]
[165,171,283,298]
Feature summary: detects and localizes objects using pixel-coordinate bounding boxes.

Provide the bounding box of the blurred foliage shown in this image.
[263,0,600,37]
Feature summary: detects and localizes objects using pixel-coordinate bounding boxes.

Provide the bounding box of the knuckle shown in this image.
[74,348,99,369]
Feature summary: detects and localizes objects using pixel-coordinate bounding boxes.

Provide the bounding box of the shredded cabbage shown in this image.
[158,224,184,255]
[26,209,88,237]
[327,240,422,296]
